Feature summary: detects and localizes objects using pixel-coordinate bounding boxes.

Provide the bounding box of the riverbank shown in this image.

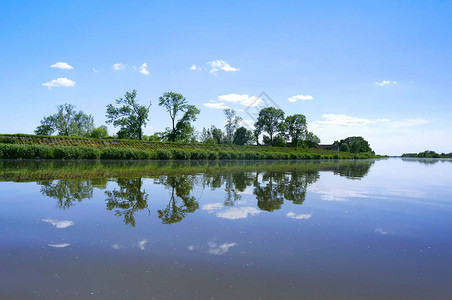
[0,134,380,160]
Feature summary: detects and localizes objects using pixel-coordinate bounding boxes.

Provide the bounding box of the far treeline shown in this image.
[30,90,374,154]
[402,150,452,158]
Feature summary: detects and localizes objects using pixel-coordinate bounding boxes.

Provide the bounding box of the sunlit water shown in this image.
[1,158,452,299]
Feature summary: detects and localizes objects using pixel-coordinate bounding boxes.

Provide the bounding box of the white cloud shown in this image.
[207,59,239,74]
[202,203,225,211]
[50,62,73,70]
[311,114,374,127]
[207,241,237,255]
[288,95,313,102]
[286,212,312,220]
[48,243,70,248]
[113,63,126,71]
[112,244,123,250]
[220,94,263,107]
[239,186,254,195]
[308,112,450,156]
[203,101,230,109]
[92,67,99,72]
[311,114,428,129]
[138,63,149,75]
[389,119,429,127]
[189,64,202,71]
[375,228,388,235]
[205,94,263,110]
[309,184,370,201]
[42,78,76,89]
[187,245,196,251]
[137,239,147,250]
[376,80,397,87]
[42,218,74,229]
[216,207,261,220]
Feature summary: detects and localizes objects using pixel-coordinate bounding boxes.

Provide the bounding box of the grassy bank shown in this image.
[0,134,379,160]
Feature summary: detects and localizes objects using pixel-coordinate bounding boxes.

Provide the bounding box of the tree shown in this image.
[253,127,262,146]
[305,131,321,148]
[200,126,223,144]
[35,117,55,135]
[167,105,200,142]
[233,126,254,145]
[285,114,307,147]
[106,90,151,140]
[35,103,94,136]
[211,126,224,144]
[159,92,200,142]
[336,136,373,153]
[90,125,108,139]
[224,109,242,144]
[339,143,350,152]
[254,107,285,145]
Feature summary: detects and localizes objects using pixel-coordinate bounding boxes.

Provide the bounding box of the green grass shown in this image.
[0,134,381,160]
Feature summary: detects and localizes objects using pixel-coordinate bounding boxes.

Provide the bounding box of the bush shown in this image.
[219,151,231,160]
[208,151,218,160]
[190,150,208,160]
[53,146,101,159]
[0,137,17,144]
[100,148,153,160]
[244,152,260,160]
[157,149,172,160]
[171,149,190,160]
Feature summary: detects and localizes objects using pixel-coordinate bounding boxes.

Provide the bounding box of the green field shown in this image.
[0,134,380,160]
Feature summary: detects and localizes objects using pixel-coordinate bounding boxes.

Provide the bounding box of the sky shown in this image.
[1,0,451,156]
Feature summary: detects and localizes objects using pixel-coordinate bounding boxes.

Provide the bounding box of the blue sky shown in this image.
[1,0,451,155]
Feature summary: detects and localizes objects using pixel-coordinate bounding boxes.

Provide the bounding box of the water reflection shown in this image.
[156,175,200,224]
[105,178,149,227]
[0,160,376,226]
[401,157,452,165]
[39,179,107,209]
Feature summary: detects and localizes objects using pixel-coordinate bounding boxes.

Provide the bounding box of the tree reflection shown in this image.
[32,160,377,225]
[253,171,286,211]
[331,160,375,179]
[105,178,149,227]
[156,175,199,224]
[39,179,107,209]
[282,171,319,205]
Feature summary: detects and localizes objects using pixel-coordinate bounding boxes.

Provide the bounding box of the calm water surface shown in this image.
[1,158,452,299]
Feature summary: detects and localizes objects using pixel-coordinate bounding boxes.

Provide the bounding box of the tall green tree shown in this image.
[106,90,151,140]
[211,126,224,144]
[233,126,254,145]
[285,114,307,147]
[35,103,94,136]
[224,108,242,144]
[336,136,372,153]
[159,92,200,142]
[254,107,285,145]
[305,131,321,148]
[89,125,109,139]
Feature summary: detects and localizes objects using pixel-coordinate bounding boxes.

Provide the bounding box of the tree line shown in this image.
[402,150,452,158]
[34,90,372,152]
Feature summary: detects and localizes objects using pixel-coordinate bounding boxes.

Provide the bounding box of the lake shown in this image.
[1,158,452,299]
